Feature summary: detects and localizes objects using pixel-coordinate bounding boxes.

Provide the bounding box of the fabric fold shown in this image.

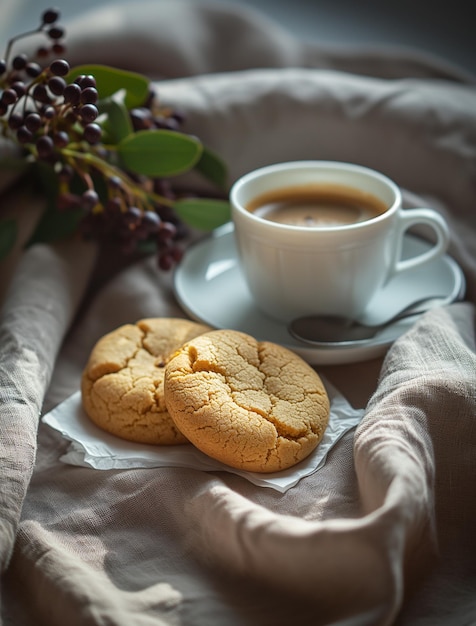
[0,240,96,569]
[62,1,476,84]
[6,521,183,626]
[180,304,475,624]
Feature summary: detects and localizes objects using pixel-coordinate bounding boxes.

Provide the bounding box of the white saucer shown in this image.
[173,223,466,365]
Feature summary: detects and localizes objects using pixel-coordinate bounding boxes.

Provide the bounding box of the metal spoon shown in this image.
[288,297,445,345]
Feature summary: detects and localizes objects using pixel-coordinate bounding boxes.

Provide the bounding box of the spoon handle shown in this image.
[363,296,446,328]
[288,296,447,345]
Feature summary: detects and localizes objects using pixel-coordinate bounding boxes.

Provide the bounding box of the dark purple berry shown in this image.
[42,8,60,24]
[17,126,34,143]
[142,211,161,233]
[83,123,101,144]
[108,176,122,189]
[11,81,26,97]
[53,130,69,148]
[8,113,24,130]
[52,43,66,55]
[12,54,27,70]
[49,59,69,76]
[80,75,96,89]
[80,87,98,104]
[79,104,98,123]
[36,135,54,158]
[82,189,99,211]
[144,89,156,108]
[32,84,50,103]
[47,26,64,40]
[124,206,142,227]
[0,59,6,75]
[36,46,50,59]
[75,74,96,89]
[63,83,81,105]
[48,75,66,95]
[24,112,42,132]
[1,89,17,105]
[25,62,42,78]
[41,106,56,120]
[157,221,177,242]
[130,108,153,131]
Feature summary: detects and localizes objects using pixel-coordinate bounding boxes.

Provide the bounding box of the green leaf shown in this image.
[117,130,203,177]
[68,64,150,109]
[0,218,17,261]
[195,146,228,189]
[174,198,231,231]
[99,97,134,144]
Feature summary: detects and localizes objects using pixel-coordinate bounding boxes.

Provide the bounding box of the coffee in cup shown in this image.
[230,161,450,324]
[246,183,388,227]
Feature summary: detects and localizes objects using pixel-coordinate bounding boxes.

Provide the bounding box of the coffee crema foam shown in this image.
[247,183,388,227]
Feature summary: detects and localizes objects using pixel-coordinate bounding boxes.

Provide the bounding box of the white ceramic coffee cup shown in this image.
[230,161,450,324]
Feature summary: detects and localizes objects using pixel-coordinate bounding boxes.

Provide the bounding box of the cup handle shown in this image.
[391,208,450,278]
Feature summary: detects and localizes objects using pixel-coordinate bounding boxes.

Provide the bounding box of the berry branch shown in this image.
[0,8,230,268]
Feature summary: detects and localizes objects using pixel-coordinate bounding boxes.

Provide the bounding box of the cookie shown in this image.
[81,317,211,444]
[164,329,329,472]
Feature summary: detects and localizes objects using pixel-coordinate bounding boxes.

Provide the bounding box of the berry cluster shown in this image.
[0,8,189,269]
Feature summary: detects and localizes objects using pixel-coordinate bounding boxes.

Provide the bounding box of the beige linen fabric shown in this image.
[1,2,476,625]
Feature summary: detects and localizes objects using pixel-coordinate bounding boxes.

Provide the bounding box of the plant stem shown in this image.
[60,147,175,208]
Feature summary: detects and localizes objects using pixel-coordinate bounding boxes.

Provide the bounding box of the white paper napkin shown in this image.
[42,381,363,493]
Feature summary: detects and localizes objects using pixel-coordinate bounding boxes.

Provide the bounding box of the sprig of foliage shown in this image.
[0,9,230,267]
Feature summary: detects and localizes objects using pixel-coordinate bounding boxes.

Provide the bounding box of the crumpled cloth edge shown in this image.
[0,239,96,570]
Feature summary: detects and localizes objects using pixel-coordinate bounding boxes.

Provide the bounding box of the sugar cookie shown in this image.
[81,317,211,444]
[164,329,329,472]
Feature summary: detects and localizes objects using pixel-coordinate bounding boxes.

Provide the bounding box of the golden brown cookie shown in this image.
[164,329,330,472]
[81,317,211,444]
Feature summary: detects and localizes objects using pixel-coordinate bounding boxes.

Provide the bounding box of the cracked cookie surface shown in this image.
[81,317,211,444]
[164,329,330,472]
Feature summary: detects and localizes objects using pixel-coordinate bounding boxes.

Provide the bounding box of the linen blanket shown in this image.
[1,2,475,625]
